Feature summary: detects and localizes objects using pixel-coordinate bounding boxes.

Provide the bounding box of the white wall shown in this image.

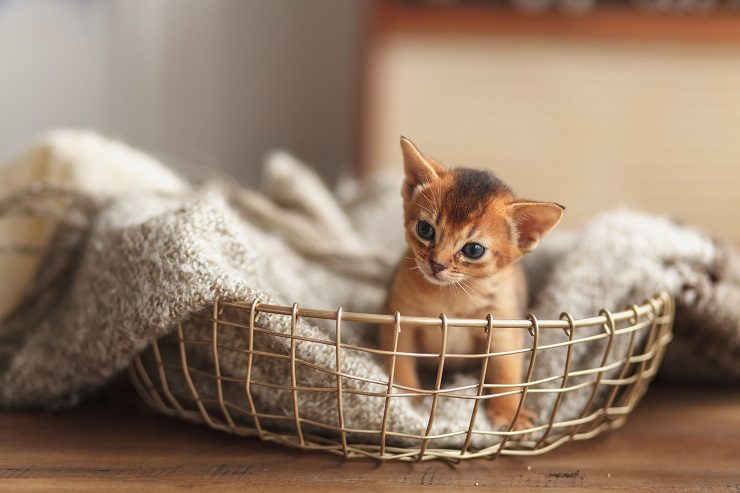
[0,0,363,184]
[0,1,109,154]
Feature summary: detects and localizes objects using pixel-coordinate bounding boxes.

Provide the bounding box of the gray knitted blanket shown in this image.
[1,139,738,450]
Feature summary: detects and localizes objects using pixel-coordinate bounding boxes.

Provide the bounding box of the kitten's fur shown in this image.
[382,137,564,429]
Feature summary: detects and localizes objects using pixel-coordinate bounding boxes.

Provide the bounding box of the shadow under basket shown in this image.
[129,292,674,462]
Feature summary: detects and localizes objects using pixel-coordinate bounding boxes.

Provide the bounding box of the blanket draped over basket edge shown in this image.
[1,131,738,449]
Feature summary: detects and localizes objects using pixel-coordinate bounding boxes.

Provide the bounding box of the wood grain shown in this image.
[0,383,737,492]
[373,1,740,43]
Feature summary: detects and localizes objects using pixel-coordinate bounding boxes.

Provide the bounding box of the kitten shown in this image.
[381,137,564,429]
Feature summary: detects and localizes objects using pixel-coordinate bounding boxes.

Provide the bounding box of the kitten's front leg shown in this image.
[379,323,423,403]
[484,327,535,431]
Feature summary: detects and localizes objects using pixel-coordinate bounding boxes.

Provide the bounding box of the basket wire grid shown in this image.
[130,292,674,462]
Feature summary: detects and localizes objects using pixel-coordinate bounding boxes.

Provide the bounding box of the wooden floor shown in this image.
[0,383,737,492]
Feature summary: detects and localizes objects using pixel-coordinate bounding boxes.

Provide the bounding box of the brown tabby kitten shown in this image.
[381,137,564,429]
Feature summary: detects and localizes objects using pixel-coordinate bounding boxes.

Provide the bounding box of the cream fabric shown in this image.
[0,130,187,319]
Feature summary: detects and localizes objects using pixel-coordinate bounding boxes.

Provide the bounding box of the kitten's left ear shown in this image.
[509,201,565,253]
[400,137,446,199]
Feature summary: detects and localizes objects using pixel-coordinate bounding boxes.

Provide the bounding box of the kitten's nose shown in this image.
[430,259,447,274]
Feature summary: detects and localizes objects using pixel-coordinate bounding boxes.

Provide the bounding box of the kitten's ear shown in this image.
[509,201,565,253]
[400,137,446,199]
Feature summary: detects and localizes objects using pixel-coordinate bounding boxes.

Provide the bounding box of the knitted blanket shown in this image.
[1,132,737,449]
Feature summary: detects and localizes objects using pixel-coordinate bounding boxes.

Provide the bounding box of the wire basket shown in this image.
[129,292,673,462]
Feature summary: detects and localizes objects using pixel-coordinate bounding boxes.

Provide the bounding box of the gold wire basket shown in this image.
[129,292,673,462]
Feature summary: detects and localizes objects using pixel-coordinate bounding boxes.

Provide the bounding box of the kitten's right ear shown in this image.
[400,137,446,199]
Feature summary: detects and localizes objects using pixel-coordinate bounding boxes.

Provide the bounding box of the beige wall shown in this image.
[366,34,740,243]
[0,0,363,184]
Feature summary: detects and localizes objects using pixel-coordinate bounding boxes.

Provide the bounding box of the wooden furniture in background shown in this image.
[361,0,740,243]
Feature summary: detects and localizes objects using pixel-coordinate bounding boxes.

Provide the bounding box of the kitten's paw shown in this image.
[486,400,536,433]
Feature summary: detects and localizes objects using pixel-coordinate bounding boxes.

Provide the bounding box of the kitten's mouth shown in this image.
[424,274,455,286]
[424,273,454,285]
[415,261,457,285]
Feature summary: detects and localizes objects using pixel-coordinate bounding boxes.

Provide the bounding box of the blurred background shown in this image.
[1,0,740,241]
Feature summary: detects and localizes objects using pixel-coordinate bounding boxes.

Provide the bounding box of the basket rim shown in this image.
[131,291,674,462]
[217,291,671,331]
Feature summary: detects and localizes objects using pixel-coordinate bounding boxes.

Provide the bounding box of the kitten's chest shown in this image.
[416,326,481,368]
[388,264,527,368]
[413,284,500,363]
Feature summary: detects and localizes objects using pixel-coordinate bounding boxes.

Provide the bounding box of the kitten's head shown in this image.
[399,137,564,285]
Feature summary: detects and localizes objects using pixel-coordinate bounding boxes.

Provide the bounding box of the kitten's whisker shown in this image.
[429,182,441,215]
[416,202,435,217]
[452,281,470,297]
[464,280,483,298]
[456,279,472,297]
[460,279,483,299]
[450,281,460,299]
[455,280,474,301]
[418,189,433,216]
[420,188,440,218]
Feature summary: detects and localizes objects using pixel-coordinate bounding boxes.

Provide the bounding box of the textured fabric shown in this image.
[0,133,737,450]
[0,129,187,320]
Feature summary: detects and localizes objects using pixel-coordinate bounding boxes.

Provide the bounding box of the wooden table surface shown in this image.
[0,382,738,492]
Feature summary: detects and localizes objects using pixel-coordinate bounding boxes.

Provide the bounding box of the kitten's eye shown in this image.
[461,242,485,259]
[416,220,435,241]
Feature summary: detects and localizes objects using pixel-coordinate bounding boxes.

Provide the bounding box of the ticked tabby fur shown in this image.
[381,137,564,429]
